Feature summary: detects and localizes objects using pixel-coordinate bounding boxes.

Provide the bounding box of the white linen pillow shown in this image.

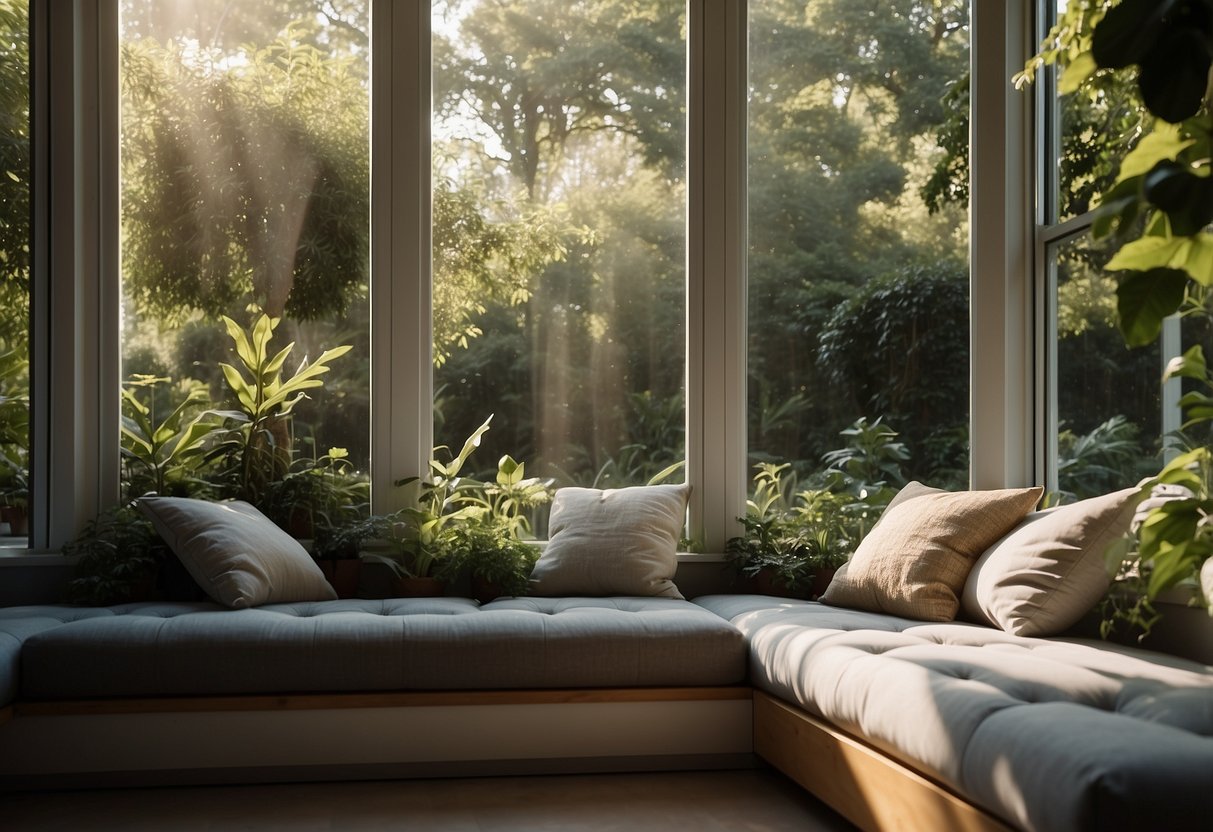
[138,496,336,609]
[527,484,690,599]
[961,487,1141,636]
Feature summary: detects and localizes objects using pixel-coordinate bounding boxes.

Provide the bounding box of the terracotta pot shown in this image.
[394,576,447,597]
[319,558,362,599]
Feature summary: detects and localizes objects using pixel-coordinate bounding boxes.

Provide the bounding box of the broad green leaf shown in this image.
[1163,345,1207,383]
[262,343,294,381]
[1115,268,1188,346]
[1116,123,1194,180]
[250,314,276,367]
[448,414,493,478]
[1058,52,1097,93]
[219,363,256,413]
[222,316,256,372]
[497,455,522,486]
[1147,539,1200,597]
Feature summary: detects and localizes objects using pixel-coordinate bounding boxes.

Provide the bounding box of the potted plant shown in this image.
[64,505,164,605]
[448,519,541,603]
[726,464,854,599]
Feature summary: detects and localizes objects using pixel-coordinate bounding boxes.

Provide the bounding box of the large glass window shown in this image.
[1037,0,1201,502]
[432,0,687,496]
[746,0,971,497]
[0,0,30,546]
[118,1,371,533]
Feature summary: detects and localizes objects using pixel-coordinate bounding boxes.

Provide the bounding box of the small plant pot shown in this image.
[745,567,809,600]
[809,567,838,601]
[2,506,28,537]
[394,576,446,597]
[319,558,362,599]
[471,576,508,605]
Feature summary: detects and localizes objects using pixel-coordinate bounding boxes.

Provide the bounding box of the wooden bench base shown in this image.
[0,688,754,789]
[753,691,1012,832]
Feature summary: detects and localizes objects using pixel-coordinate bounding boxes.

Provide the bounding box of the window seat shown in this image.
[696,595,1213,832]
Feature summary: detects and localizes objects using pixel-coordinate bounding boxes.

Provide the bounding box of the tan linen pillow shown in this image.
[528,484,690,599]
[820,483,1043,621]
[961,487,1141,636]
[138,496,336,609]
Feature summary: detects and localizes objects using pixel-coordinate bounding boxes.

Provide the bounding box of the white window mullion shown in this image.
[41,0,119,550]
[688,0,747,553]
[371,0,432,514]
[969,0,1036,489]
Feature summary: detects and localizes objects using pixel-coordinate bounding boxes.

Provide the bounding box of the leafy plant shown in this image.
[820,417,909,505]
[726,463,854,597]
[459,453,554,540]
[263,446,368,541]
[210,312,351,505]
[0,347,29,509]
[1016,0,1213,347]
[65,506,162,605]
[120,375,222,498]
[1056,414,1146,501]
[447,519,541,600]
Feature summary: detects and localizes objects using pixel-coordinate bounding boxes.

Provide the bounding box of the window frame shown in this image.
[26,0,1029,556]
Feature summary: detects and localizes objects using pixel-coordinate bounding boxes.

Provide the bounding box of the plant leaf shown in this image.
[1115,268,1188,346]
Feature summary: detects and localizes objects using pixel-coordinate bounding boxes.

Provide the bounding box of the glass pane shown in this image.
[118,2,371,534]
[1048,0,1144,223]
[432,1,687,502]
[0,0,30,546]
[1050,233,1169,502]
[746,1,971,501]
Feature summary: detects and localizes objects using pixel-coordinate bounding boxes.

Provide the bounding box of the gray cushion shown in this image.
[0,606,115,707]
[695,594,1213,832]
[20,597,746,699]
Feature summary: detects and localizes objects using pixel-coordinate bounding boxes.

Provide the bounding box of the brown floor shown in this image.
[1,769,857,831]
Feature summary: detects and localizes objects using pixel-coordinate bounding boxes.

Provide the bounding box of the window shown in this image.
[432,0,687,499]
[1035,0,1202,501]
[117,2,370,530]
[746,0,971,493]
[0,0,30,546]
[27,1,1025,556]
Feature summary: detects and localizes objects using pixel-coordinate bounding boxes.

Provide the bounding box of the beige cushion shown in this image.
[961,487,1140,636]
[138,496,336,609]
[528,484,690,599]
[820,482,1043,621]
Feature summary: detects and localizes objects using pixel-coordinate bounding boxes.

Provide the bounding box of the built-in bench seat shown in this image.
[0,597,754,789]
[695,594,1213,832]
[12,597,746,699]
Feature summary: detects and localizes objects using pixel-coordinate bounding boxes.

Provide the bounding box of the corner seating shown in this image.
[2,595,1212,832]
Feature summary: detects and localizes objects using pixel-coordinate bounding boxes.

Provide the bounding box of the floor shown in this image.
[1,769,857,831]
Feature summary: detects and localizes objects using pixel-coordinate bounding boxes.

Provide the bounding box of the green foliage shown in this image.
[1057,415,1146,502]
[446,519,541,600]
[120,376,222,498]
[726,417,913,595]
[0,346,27,505]
[262,446,368,540]
[1019,0,1213,347]
[120,27,370,322]
[817,265,969,483]
[65,506,161,605]
[210,312,351,504]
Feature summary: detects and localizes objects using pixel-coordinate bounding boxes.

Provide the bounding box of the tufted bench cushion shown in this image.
[15,597,747,700]
[695,594,1213,832]
[0,606,114,708]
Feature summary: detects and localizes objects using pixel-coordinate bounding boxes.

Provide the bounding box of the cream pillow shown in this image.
[961,487,1141,636]
[138,496,336,609]
[820,482,1043,621]
[528,484,690,599]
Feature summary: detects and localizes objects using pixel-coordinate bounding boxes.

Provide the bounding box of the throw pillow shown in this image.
[961,487,1141,636]
[527,484,690,599]
[138,496,336,609]
[819,482,1043,621]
